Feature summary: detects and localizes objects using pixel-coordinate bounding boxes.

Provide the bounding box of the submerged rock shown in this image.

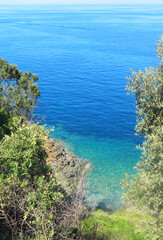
[45,138,90,194]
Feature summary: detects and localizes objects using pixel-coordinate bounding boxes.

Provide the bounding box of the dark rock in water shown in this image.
[95,201,113,214]
[45,138,91,194]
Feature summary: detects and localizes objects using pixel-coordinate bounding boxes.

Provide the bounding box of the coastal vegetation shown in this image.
[0,36,162,239]
[122,35,163,239]
[80,210,147,240]
[0,59,85,239]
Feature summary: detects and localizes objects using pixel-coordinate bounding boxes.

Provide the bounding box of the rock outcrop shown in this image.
[45,138,90,194]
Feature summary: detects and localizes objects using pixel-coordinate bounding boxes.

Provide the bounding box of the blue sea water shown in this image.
[0,4,163,210]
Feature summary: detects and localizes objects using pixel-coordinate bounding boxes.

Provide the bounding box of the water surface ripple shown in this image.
[0,4,163,209]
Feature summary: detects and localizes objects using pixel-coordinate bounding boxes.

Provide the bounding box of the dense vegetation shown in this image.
[122,36,163,239]
[0,60,85,240]
[0,36,162,240]
[81,210,147,240]
[0,58,40,140]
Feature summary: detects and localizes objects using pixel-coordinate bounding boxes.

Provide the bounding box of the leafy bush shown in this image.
[0,175,65,240]
[0,58,40,119]
[0,123,49,182]
[0,59,87,240]
[0,123,88,240]
[122,36,163,239]
[0,124,65,239]
[0,107,10,139]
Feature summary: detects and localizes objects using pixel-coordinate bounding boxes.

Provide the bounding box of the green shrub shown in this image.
[0,58,40,119]
[0,123,50,182]
[0,124,65,239]
[123,36,163,217]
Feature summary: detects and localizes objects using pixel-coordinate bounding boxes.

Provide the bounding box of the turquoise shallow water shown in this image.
[0,4,163,210]
[49,124,141,210]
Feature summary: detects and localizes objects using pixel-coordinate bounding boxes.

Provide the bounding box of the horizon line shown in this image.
[1,3,163,5]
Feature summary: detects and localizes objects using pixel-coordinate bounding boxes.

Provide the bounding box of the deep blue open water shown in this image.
[0,4,163,210]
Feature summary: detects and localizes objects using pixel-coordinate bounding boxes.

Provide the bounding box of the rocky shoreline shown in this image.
[45,138,91,195]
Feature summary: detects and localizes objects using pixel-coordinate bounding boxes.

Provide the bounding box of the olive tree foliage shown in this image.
[122,36,163,219]
[0,58,40,119]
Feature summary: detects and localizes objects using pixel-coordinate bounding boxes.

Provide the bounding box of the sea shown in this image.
[0,4,163,210]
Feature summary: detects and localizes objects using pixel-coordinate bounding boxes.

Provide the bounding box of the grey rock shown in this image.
[46,139,91,195]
